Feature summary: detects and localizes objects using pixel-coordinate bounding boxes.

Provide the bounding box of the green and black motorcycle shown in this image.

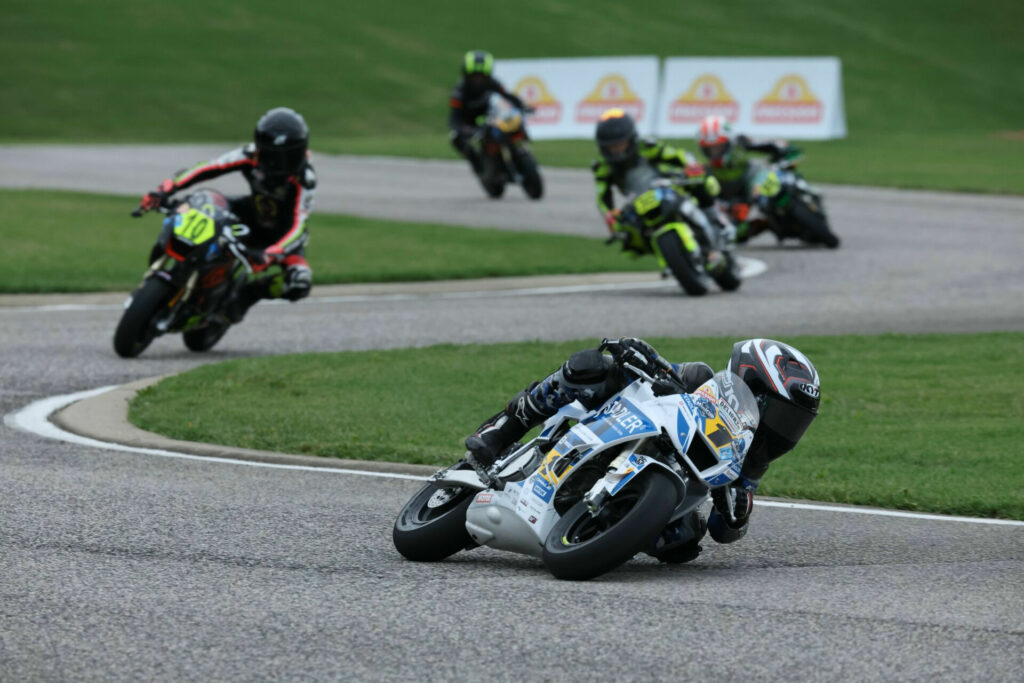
[114,190,269,358]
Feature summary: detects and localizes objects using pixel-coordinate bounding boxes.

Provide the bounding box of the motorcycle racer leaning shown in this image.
[449,50,529,174]
[464,337,820,557]
[593,109,730,253]
[136,107,316,321]
[697,114,802,242]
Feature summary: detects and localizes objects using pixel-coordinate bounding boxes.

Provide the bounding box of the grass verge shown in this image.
[3,0,1022,194]
[1,189,644,293]
[129,332,1024,520]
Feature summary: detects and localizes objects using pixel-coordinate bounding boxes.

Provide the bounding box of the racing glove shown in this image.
[138,179,175,213]
[602,337,666,379]
[602,209,620,232]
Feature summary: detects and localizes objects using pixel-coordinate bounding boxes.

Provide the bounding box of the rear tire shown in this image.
[712,252,742,292]
[393,482,476,562]
[542,470,678,580]
[183,319,230,352]
[656,231,709,296]
[113,278,174,358]
[792,200,840,248]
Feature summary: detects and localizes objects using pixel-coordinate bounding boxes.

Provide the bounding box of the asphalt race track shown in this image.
[2,146,1023,680]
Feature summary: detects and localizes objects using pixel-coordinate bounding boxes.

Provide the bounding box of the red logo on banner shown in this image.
[513,76,562,125]
[668,73,739,124]
[575,74,645,123]
[753,74,823,124]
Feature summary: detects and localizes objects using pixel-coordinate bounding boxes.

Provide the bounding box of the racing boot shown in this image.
[464,388,547,483]
[225,279,270,324]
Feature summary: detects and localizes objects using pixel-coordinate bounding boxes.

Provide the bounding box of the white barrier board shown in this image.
[655,57,846,140]
[494,57,661,140]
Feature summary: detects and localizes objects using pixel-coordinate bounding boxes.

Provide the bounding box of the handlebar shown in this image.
[131,197,182,219]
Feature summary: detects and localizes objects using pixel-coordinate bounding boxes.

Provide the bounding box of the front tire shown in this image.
[792,200,840,248]
[515,152,544,199]
[542,470,678,580]
[113,278,175,358]
[656,231,709,296]
[393,481,476,562]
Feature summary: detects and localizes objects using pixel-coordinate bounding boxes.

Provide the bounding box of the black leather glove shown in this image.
[712,485,753,529]
[601,337,665,378]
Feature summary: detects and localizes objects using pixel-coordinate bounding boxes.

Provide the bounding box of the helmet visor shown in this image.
[760,393,816,445]
[701,141,729,160]
[258,146,305,178]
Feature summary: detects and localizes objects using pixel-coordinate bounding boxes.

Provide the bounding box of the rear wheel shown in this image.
[542,470,678,580]
[792,200,840,248]
[393,481,477,562]
[712,252,742,292]
[113,278,175,358]
[183,319,230,352]
[656,231,709,296]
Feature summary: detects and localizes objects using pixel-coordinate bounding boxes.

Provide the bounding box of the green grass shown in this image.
[1,189,645,293]
[2,1,1022,193]
[130,333,1024,520]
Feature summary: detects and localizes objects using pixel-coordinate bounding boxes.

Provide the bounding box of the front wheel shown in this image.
[542,470,678,580]
[792,200,840,248]
[113,278,175,358]
[655,231,709,296]
[393,481,477,562]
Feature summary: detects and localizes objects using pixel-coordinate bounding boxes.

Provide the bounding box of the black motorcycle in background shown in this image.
[469,94,543,200]
[727,156,840,248]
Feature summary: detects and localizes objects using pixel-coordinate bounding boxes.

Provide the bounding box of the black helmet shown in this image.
[727,339,820,462]
[254,107,309,179]
[595,109,638,166]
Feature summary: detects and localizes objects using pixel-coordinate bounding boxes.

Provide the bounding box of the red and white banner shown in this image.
[655,57,846,140]
[493,57,660,140]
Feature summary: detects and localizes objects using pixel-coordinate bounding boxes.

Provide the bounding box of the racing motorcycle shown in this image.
[610,176,742,296]
[731,156,840,248]
[470,93,543,200]
[393,342,761,581]
[113,190,264,358]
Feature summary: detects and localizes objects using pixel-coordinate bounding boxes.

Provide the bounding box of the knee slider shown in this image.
[708,510,749,544]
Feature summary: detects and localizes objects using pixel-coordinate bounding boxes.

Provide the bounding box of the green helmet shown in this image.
[462,50,494,77]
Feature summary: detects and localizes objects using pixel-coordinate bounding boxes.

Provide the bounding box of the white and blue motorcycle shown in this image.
[393,353,760,581]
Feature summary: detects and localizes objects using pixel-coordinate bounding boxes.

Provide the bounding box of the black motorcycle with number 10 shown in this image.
[113,190,266,358]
